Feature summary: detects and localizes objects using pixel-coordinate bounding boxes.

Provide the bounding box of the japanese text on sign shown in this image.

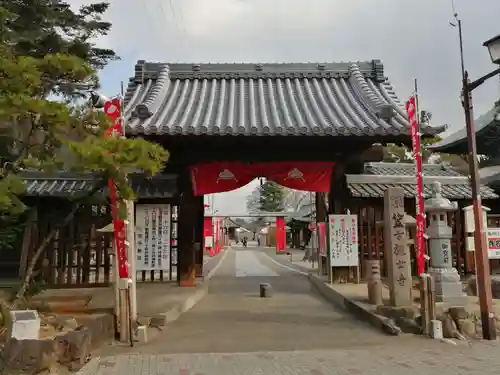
[487,228,500,259]
[386,188,411,292]
[328,214,359,267]
[135,204,172,271]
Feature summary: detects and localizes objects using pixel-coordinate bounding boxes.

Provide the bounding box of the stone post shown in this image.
[384,187,412,307]
[424,182,465,305]
[366,259,383,305]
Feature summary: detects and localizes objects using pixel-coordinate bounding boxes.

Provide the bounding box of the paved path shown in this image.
[86,246,500,375]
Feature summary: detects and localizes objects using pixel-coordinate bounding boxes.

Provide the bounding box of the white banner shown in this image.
[328,214,359,267]
[135,204,171,271]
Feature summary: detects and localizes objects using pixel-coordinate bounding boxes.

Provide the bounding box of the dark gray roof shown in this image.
[20,172,177,199]
[428,104,500,156]
[364,162,462,177]
[123,60,443,137]
[346,162,498,200]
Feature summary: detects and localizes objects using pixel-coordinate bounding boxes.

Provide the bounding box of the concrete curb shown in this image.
[308,273,398,335]
[150,282,208,327]
[150,247,231,327]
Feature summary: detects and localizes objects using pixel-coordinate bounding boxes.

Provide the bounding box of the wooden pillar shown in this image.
[316,192,327,274]
[178,169,197,287]
[195,195,204,277]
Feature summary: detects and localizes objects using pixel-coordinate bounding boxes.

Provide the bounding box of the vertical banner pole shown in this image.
[406,82,425,277]
[103,92,132,342]
[327,215,333,284]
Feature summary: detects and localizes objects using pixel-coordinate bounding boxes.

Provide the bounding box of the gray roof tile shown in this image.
[20,172,177,199]
[347,182,497,200]
[428,104,500,155]
[123,60,443,137]
[364,162,462,177]
[347,162,498,200]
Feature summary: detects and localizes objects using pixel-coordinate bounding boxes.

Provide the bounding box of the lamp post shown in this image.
[462,33,500,340]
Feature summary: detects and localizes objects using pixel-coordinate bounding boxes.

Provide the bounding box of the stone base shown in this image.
[429,267,466,305]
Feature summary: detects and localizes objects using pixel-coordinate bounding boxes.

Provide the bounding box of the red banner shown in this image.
[276,216,286,252]
[104,97,129,279]
[190,161,335,196]
[318,222,327,255]
[203,216,213,253]
[406,96,425,276]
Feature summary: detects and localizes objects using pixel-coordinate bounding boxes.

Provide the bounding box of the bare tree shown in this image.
[283,189,309,212]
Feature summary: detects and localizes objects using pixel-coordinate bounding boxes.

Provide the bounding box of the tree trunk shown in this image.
[13,203,81,306]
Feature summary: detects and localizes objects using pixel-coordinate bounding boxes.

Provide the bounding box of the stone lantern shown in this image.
[424,182,465,305]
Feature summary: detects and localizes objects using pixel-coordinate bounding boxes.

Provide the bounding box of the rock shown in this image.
[457,318,477,339]
[43,315,79,332]
[448,306,468,321]
[0,313,113,374]
[395,317,422,334]
[440,338,458,345]
[375,305,419,320]
[381,318,402,336]
[467,276,500,299]
[439,313,458,338]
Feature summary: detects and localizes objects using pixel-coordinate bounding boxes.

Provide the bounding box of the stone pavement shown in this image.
[82,246,500,375]
[81,341,500,375]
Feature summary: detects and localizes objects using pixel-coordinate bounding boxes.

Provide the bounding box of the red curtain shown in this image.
[276,216,286,252]
[190,161,336,196]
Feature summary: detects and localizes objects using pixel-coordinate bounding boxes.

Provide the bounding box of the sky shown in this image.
[71,0,500,215]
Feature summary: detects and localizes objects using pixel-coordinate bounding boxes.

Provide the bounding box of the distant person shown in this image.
[257,237,261,246]
[242,237,247,247]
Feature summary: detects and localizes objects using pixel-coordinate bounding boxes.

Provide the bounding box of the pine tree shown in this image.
[258,181,285,212]
[0,1,169,304]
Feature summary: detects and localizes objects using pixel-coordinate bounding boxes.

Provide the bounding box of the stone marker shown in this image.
[366,259,383,305]
[384,187,412,307]
[260,283,271,298]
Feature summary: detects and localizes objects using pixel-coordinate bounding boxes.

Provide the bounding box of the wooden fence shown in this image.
[21,201,179,288]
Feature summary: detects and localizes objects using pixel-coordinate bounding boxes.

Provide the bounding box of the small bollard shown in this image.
[260,283,271,298]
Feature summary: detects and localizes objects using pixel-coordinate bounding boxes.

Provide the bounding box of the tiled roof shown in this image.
[20,172,177,199]
[346,162,498,200]
[480,165,500,186]
[347,181,497,200]
[428,105,500,156]
[123,60,443,137]
[363,162,462,177]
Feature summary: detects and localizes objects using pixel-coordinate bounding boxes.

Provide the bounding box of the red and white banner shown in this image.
[103,97,129,279]
[276,216,286,252]
[406,95,425,276]
[203,216,213,253]
[190,161,336,196]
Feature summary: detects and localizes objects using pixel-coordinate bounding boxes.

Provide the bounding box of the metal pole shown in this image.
[462,71,496,340]
[457,19,466,81]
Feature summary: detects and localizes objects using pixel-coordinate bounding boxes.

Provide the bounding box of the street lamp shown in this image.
[462,33,500,341]
[484,34,500,65]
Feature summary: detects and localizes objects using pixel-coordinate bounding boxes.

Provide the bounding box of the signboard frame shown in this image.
[326,214,360,284]
[487,227,500,259]
[135,204,174,278]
